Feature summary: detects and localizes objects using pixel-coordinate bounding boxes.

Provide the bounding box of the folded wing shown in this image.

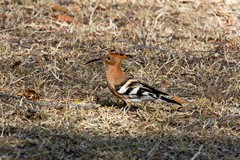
[115,78,182,105]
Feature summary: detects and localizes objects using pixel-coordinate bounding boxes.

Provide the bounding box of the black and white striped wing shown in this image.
[115,79,168,102]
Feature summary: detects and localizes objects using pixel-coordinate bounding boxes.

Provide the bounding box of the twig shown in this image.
[141,29,148,46]
[0,27,21,33]
[0,92,100,109]
[9,42,31,49]
[89,5,98,26]
[0,92,66,108]
[190,145,203,160]
[150,11,163,33]
[125,45,168,54]
[146,140,162,160]
[9,76,27,85]
[50,69,64,82]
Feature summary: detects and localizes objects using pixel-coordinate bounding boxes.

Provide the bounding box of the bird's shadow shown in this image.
[98,100,139,112]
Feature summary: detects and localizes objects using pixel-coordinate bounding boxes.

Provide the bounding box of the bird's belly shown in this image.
[125,95,156,102]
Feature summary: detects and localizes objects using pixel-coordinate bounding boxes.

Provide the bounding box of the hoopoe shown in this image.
[85,50,185,107]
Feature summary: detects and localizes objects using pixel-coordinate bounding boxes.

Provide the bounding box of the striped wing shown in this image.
[115,78,168,102]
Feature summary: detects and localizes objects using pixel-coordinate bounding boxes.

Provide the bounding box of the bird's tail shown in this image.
[160,95,185,106]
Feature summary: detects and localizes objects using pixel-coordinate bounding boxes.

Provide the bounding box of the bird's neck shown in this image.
[106,64,127,88]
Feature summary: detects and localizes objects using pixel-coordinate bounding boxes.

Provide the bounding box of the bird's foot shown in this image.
[121,105,131,113]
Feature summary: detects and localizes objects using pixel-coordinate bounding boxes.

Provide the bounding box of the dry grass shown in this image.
[0,0,240,159]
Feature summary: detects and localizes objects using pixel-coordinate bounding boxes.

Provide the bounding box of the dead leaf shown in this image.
[57,14,75,23]
[23,89,40,101]
[52,4,69,13]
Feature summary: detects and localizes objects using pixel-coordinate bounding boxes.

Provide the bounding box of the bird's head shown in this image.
[85,50,131,66]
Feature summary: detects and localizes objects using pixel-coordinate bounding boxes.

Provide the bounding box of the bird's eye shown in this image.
[107,57,111,61]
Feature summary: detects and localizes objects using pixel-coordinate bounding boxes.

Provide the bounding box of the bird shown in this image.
[85,50,185,107]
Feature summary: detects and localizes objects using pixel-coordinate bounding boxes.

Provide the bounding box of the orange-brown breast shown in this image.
[105,64,128,90]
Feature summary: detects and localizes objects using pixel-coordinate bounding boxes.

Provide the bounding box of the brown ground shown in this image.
[0,0,239,159]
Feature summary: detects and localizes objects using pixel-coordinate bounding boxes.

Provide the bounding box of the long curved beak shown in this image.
[85,57,103,65]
